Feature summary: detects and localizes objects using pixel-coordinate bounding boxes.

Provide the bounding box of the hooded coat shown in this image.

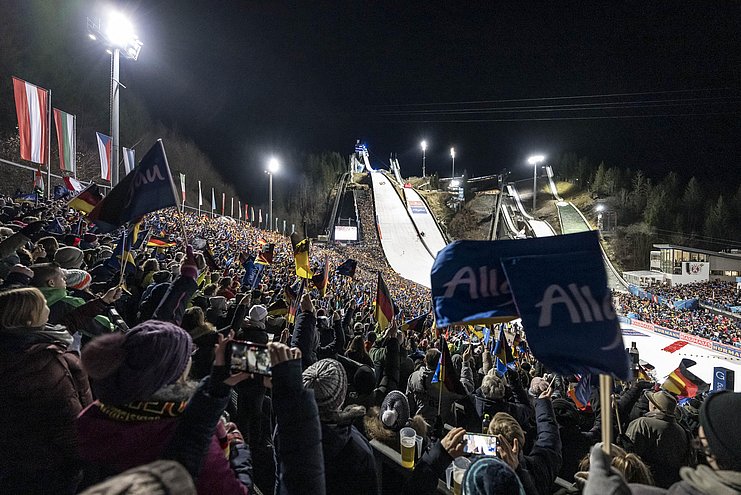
[0,326,92,494]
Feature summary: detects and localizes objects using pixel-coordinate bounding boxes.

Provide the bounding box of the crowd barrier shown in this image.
[621,315,741,359]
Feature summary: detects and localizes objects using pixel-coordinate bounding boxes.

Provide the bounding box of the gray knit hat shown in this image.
[302,358,347,422]
[380,390,410,431]
[55,246,85,269]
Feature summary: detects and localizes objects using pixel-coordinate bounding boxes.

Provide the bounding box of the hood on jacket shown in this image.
[38,286,70,306]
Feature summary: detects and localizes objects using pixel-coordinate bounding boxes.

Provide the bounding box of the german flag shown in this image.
[374,272,394,331]
[287,279,305,324]
[290,233,312,279]
[662,359,709,398]
[68,183,103,214]
[147,235,176,248]
[312,254,330,297]
[401,313,428,333]
[267,299,289,316]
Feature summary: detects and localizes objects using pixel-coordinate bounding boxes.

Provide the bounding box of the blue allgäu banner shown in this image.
[500,248,631,380]
[431,231,599,327]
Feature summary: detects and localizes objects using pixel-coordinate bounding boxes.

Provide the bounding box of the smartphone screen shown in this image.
[229,341,272,376]
[463,433,498,456]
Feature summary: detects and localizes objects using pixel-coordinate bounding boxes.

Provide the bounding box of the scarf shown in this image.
[680,465,741,495]
[0,325,74,349]
[97,400,187,422]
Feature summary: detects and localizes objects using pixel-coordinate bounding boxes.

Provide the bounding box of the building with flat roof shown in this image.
[623,244,741,287]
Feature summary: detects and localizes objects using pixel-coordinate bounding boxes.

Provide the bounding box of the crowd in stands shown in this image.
[646,280,741,313]
[615,292,741,346]
[1,194,740,495]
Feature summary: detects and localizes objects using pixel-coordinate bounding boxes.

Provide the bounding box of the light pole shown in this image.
[87,12,142,187]
[267,157,280,230]
[527,154,545,212]
[420,140,427,177]
[450,147,456,178]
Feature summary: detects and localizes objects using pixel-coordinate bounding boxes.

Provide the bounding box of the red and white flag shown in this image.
[221,192,225,215]
[122,147,135,175]
[198,180,203,206]
[96,132,112,181]
[53,108,75,173]
[63,176,84,192]
[13,77,50,164]
[180,173,186,203]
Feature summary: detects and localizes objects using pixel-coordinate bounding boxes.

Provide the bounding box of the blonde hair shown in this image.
[487,412,525,448]
[0,287,47,329]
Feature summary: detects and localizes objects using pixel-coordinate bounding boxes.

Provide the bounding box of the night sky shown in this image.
[15,2,741,200]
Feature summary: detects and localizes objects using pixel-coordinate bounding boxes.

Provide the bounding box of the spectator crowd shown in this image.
[615,292,741,347]
[1,193,740,495]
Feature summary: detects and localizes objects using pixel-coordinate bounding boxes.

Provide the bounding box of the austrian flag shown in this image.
[13,77,50,164]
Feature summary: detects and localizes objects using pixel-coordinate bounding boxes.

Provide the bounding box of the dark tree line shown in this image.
[555,152,741,270]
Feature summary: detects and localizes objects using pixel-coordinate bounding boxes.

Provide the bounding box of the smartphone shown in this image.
[227,340,272,376]
[463,432,498,456]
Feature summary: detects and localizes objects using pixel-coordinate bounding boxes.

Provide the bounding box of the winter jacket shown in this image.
[76,387,250,495]
[272,359,326,495]
[0,326,92,494]
[317,421,378,495]
[626,410,691,488]
[406,363,474,425]
[469,371,534,430]
[291,309,318,369]
[517,398,563,495]
[317,316,346,360]
[630,465,741,495]
[39,286,114,338]
[152,269,198,326]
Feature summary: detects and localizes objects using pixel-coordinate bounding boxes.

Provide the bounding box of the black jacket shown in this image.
[517,398,562,495]
[272,359,326,495]
[291,309,318,370]
[318,421,378,495]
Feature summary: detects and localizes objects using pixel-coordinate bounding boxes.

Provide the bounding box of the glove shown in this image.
[583,443,631,495]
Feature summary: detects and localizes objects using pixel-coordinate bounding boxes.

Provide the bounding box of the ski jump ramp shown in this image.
[371,171,434,287]
[402,186,448,258]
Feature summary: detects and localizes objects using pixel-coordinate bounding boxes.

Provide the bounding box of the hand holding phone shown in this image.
[463,432,498,456]
[227,340,272,376]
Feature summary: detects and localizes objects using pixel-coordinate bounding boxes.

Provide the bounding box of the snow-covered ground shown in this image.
[371,171,434,288]
[621,322,741,392]
[402,186,448,258]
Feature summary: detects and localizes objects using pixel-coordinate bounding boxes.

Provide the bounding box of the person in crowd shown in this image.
[0,287,93,494]
[406,347,474,425]
[625,390,691,488]
[364,390,428,450]
[181,306,218,380]
[488,385,562,495]
[469,367,534,432]
[586,394,741,494]
[346,334,374,367]
[76,320,252,495]
[292,293,319,369]
[302,358,377,494]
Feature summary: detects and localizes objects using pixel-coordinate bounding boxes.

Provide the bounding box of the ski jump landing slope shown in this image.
[402,187,448,258]
[371,171,434,287]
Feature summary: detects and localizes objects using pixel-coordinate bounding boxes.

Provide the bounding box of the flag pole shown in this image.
[437,334,445,417]
[118,228,128,286]
[46,88,52,200]
[599,374,613,455]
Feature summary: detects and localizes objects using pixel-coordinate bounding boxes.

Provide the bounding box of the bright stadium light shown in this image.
[87,12,143,188]
[266,157,280,231]
[420,140,427,177]
[527,154,546,212]
[450,179,461,188]
[595,204,605,212]
[450,147,456,178]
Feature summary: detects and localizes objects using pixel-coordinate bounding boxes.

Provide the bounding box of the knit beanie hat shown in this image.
[55,246,85,269]
[463,456,525,495]
[302,358,347,422]
[379,390,410,431]
[481,370,506,400]
[64,269,92,290]
[699,390,741,471]
[82,320,193,405]
[249,304,268,323]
